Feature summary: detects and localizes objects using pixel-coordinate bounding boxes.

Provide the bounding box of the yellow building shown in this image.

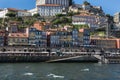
[90,38,120,49]
[8,33,28,46]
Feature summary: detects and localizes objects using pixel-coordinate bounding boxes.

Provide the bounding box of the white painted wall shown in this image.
[28,8,38,16]
[17,11,31,17]
[0,8,8,18]
[38,6,62,16]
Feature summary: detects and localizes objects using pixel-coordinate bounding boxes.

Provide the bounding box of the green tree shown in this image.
[52,17,72,25]
[73,24,89,30]
[33,13,40,18]
[56,14,64,18]
[5,12,16,17]
[23,17,36,26]
[61,17,68,22]
[106,14,113,22]
[83,1,90,5]
[69,0,74,6]
[15,17,23,21]
[53,19,61,25]
[68,18,72,23]
[67,11,74,16]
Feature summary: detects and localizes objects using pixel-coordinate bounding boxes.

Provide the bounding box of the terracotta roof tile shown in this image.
[8,33,28,38]
[7,8,27,12]
[79,29,84,32]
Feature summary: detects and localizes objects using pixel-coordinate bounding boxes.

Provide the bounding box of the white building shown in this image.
[72,14,107,28]
[37,4,63,16]
[17,10,31,17]
[114,12,120,23]
[36,0,70,8]
[82,4,91,10]
[69,4,82,13]
[0,8,8,18]
[28,8,38,16]
[0,8,31,18]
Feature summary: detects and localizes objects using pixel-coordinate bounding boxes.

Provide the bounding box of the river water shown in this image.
[0,63,119,80]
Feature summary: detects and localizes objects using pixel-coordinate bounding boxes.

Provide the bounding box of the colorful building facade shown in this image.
[50,31,72,48]
[0,30,8,46]
[29,27,47,47]
[72,13,107,29]
[90,38,120,49]
[83,29,90,47]
[50,29,90,48]
[8,33,28,46]
[37,4,63,16]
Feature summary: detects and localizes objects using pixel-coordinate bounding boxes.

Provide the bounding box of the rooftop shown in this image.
[8,33,28,38]
[7,8,27,12]
[73,13,96,17]
[37,4,61,7]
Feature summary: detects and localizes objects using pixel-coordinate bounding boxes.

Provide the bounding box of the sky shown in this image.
[0,0,120,15]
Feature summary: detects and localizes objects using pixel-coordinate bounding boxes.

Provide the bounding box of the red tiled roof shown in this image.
[9,21,21,26]
[7,8,18,11]
[79,29,84,32]
[8,33,28,38]
[9,21,21,24]
[0,30,7,36]
[7,8,27,12]
[0,30,6,32]
[0,31,6,36]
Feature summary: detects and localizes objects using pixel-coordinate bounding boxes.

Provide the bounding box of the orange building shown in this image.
[33,21,49,31]
[117,39,120,48]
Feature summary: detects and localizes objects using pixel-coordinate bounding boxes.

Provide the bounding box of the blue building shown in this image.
[72,29,79,47]
[35,29,47,47]
[50,31,72,48]
[29,27,47,47]
[83,29,90,47]
[50,29,90,48]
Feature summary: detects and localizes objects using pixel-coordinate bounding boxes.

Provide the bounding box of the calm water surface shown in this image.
[0,63,120,80]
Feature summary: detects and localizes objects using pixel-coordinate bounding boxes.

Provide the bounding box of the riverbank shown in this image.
[0,46,120,63]
[0,52,98,63]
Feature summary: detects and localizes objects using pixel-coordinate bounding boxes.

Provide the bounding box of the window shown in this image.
[22,39,24,42]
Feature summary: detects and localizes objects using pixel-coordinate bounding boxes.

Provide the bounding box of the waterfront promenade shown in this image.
[0,46,120,63]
